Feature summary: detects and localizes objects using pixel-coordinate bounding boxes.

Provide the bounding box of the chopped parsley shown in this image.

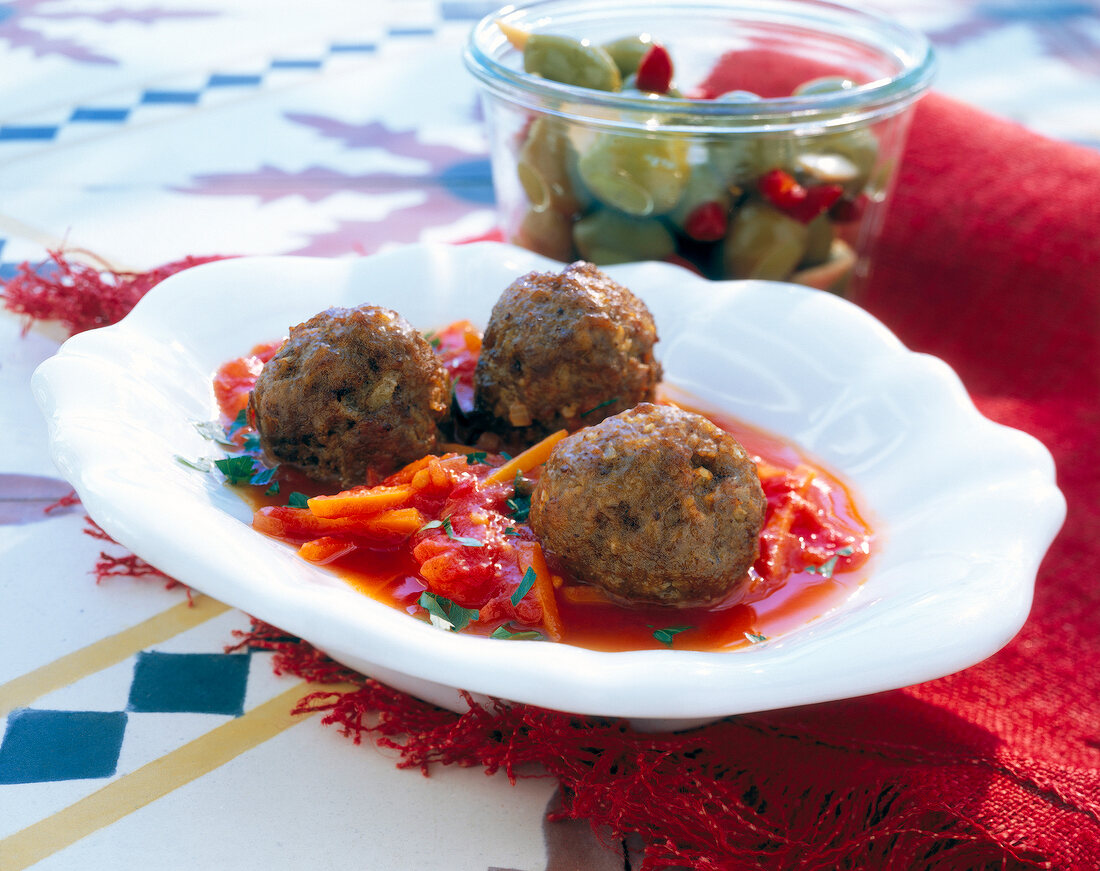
[491,624,543,641]
[744,632,768,644]
[503,527,519,537]
[423,330,442,349]
[287,491,310,509]
[249,466,278,486]
[652,625,692,647]
[418,516,483,547]
[511,566,537,606]
[175,454,216,473]
[419,591,479,632]
[214,455,257,485]
[580,397,619,418]
[192,419,235,447]
[227,408,249,440]
[507,473,532,521]
[465,451,488,465]
[242,432,261,454]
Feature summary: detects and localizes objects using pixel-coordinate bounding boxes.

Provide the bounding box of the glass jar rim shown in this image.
[464,0,936,133]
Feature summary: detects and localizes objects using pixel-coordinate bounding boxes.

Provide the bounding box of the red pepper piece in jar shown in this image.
[758,168,843,224]
[683,201,729,241]
[635,44,673,93]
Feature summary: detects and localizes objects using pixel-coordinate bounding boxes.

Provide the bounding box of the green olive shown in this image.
[708,135,796,188]
[512,206,576,262]
[799,127,879,193]
[800,212,835,268]
[602,34,654,78]
[721,200,809,280]
[667,163,733,232]
[523,34,622,92]
[573,209,675,264]
[577,132,689,217]
[517,118,583,215]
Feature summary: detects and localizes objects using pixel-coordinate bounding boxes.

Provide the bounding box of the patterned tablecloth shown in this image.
[1,2,1097,868]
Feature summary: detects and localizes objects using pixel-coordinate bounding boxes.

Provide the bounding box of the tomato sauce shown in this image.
[214,322,873,653]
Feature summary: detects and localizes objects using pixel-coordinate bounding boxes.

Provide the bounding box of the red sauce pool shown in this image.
[217,327,874,653]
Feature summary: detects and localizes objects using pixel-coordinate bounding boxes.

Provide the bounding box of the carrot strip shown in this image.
[353,507,425,536]
[386,455,435,485]
[298,536,357,564]
[484,429,568,486]
[307,485,413,518]
[559,585,616,606]
[518,541,563,642]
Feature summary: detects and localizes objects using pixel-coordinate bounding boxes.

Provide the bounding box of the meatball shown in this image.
[248,305,449,487]
[474,261,661,436]
[528,403,766,607]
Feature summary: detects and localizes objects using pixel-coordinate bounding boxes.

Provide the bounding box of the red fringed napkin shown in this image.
[6,93,1099,869]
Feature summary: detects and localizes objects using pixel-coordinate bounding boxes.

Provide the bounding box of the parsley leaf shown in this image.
[507,474,532,521]
[419,516,483,546]
[442,516,483,547]
[465,451,488,465]
[242,433,261,454]
[214,455,256,485]
[193,419,235,447]
[227,408,249,440]
[419,591,479,632]
[491,624,544,641]
[806,555,839,578]
[265,481,281,496]
[652,625,692,647]
[287,491,310,509]
[511,566,537,606]
[744,632,768,644]
[175,455,215,473]
[504,527,519,537]
[249,466,278,487]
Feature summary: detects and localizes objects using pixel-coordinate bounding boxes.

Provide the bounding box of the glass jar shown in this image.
[464,0,934,296]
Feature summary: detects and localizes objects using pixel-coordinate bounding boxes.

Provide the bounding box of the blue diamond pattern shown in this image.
[127,652,250,716]
[0,709,127,784]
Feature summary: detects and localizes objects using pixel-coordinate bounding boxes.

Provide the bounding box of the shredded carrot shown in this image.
[484,429,568,486]
[517,541,563,642]
[307,485,413,518]
[351,507,426,536]
[387,455,435,485]
[298,536,357,564]
[559,585,616,606]
[428,457,451,488]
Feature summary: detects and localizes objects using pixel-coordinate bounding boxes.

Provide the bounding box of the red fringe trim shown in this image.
[1,249,226,336]
[228,619,1048,871]
[84,516,193,603]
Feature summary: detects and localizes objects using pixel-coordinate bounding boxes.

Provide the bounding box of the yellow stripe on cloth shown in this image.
[0,681,360,870]
[0,595,231,718]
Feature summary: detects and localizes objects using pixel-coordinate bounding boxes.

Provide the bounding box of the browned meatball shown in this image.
[473,262,661,436]
[529,403,766,607]
[249,305,449,487]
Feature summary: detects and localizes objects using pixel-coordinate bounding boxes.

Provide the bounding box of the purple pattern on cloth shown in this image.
[928,0,1100,75]
[0,0,218,65]
[174,117,490,255]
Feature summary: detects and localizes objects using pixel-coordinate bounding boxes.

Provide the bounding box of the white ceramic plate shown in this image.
[32,242,1065,729]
